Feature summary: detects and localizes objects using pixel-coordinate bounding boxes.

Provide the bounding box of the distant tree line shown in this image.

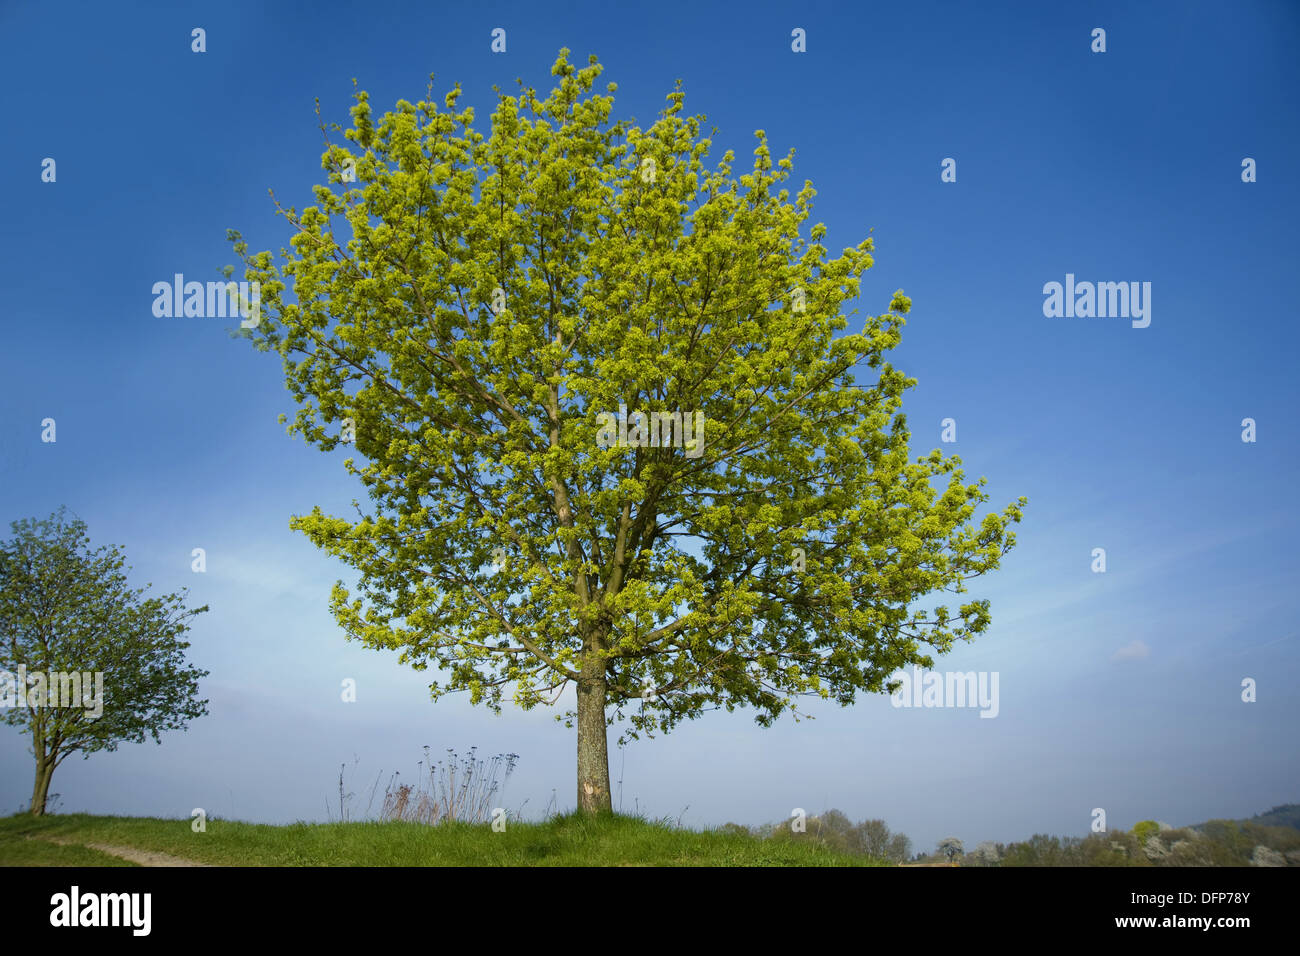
[720,810,913,862]
[961,818,1300,867]
[716,805,1300,866]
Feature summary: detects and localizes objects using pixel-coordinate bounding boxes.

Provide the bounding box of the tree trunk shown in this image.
[576,666,612,814]
[30,754,54,816]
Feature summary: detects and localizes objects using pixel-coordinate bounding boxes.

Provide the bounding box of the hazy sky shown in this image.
[1,0,1297,853]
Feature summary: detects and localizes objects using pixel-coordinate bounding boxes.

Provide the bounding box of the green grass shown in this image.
[0,811,888,867]
[0,827,138,867]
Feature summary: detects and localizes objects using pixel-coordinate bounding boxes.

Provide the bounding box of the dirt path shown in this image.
[34,835,214,867]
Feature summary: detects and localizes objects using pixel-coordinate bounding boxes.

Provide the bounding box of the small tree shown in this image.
[855,818,893,857]
[937,836,964,863]
[810,808,854,846]
[0,509,210,814]
[887,831,913,863]
[849,818,913,862]
[1132,819,1160,845]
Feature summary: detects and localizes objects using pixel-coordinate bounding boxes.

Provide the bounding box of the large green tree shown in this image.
[228,50,1026,813]
[0,510,209,815]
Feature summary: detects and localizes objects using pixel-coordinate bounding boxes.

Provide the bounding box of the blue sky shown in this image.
[1,0,1297,853]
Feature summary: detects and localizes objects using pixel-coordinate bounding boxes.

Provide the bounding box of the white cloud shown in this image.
[1112,640,1150,662]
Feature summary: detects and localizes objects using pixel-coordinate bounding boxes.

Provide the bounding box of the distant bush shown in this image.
[742,809,912,862]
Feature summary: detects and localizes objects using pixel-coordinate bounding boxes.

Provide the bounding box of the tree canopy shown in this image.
[227,49,1026,811]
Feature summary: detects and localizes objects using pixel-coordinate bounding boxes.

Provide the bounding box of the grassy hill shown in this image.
[0,811,888,867]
